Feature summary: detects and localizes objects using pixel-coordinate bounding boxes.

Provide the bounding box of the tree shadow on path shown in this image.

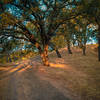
[0,63,71,100]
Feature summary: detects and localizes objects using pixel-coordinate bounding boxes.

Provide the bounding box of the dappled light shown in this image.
[18,65,32,73]
[0,66,11,71]
[0,45,100,100]
[50,63,66,68]
[9,63,27,73]
[0,59,34,80]
[0,0,100,100]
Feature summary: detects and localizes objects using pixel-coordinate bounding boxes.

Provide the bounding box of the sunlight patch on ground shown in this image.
[0,67,11,71]
[9,64,25,73]
[50,63,67,68]
[9,62,29,73]
[18,65,32,72]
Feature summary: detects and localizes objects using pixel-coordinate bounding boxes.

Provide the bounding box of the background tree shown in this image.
[73,16,90,55]
[79,0,100,60]
[58,23,73,54]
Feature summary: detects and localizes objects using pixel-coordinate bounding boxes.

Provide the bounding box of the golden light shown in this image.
[18,65,32,73]
[0,67,10,71]
[50,63,66,68]
[9,63,26,73]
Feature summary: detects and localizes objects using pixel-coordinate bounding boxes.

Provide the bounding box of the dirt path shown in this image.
[0,59,71,100]
[0,46,100,100]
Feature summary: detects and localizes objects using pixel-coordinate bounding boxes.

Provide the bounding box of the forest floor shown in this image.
[0,45,100,100]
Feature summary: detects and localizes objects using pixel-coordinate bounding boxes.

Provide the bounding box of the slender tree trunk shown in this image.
[82,38,87,56]
[78,41,80,47]
[67,40,72,54]
[55,49,62,58]
[82,45,86,56]
[98,26,100,61]
[6,54,9,62]
[95,17,100,61]
[49,42,62,58]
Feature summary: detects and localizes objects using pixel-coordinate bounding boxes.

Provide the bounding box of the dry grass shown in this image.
[0,45,100,100]
[36,45,100,100]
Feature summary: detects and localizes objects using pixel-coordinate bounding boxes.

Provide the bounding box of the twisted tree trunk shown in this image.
[40,45,49,66]
[35,43,49,66]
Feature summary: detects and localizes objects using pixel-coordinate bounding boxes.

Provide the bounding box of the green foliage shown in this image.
[51,35,66,49]
[0,0,100,62]
[0,49,38,64]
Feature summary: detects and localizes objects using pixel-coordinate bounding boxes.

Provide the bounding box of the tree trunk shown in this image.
[35,43,49,66]
[67,40,72,54]
[95,17,100,61]
[98,27,100,61]
[82,38,87,56]
[78,41,80,47]
[49,42,62,58]
[82,45,86,56]
[55,49,62,58]
[40,45,49,66]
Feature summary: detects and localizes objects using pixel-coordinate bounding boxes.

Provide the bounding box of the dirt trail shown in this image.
[0,46,100,100]
[0,58,72,100]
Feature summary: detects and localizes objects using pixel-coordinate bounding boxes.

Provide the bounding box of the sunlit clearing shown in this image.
[50,63,66,68]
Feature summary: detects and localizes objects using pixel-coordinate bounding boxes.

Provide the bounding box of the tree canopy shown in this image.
[0,0,100,65]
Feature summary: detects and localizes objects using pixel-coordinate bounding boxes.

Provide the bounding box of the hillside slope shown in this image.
[37,45,100,100]
[0,45,100,100]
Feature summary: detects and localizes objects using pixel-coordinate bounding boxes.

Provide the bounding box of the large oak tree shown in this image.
[0,0,81,66]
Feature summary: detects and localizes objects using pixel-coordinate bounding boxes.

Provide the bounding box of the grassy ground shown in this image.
[36,45,100,100]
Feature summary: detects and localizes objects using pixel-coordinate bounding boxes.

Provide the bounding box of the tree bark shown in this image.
[98,26,100,61]
[49,42,62,58]
[55,49,62,58]
[82,38,87,56]
[82,45,86,56]
[67,40,72,54]
[40,45,49,66]
[35,43,49,66]
[95,17,100,61]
